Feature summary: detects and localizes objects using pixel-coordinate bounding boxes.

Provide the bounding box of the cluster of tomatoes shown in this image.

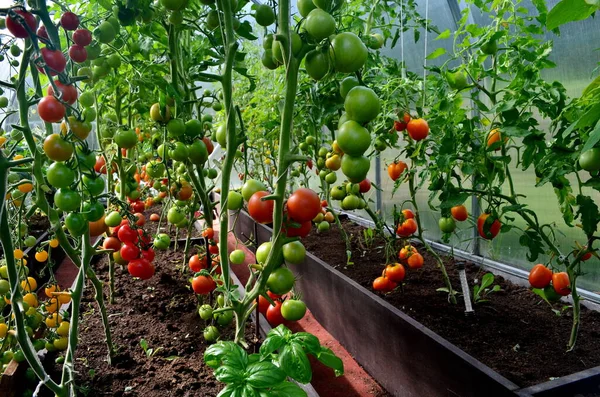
[373,243,425,293]
[102,214,156,280]
[189,228,221,296]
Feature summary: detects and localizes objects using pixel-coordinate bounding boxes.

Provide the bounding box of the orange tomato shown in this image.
[178,184,193,201]
[89,215,108,237]
[384,263,406,283]
[406,118,429,141]
[486,129,507,150]
[202,227,215,240]
[150,213,160,222]
[407,253,424,269]
[396,218,417,237]
[18,183,34,193]
[387,161,407,181]
[451,205,468,222]
[372,276,396,292]
[402,209,415,219]
[398,245,417,262]
[552,272,571,296]
[528,264,552,289]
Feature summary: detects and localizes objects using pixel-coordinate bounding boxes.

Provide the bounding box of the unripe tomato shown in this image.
[281,299,307,321]
[438,217,456,233]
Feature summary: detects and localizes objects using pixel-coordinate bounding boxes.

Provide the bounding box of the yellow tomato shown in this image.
[21,277,37,292]
[14,249,24,260]
[49,239,59,248]
[45,298,60,314]
[57,321,70,337]
[57,292,71,305]
[0,136,6,147]
[13,154,23,160]
[45,313,62,328]
[35,251,48,262]
[23,293,38,307]
[0,323,7,338]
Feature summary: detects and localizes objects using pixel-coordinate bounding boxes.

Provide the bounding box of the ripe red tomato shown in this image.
[102,237,121,252]
[73,29,92,46]
[192,275,216,294]
[189,254,208,272]
[451,205,468,222]
[120,242,140,262]
[396,218,417,237]
[248,191,274,224]
[387,161,407,181]
[393,120,407,132]
[358,178,371,193]
[68,44,87,63]
[141,248,155,262]
[552,272,571,296]
[406,118,429,141]
[39,48,67,75]
[95,156,107,174]
[202,137,214,154]
[37,25,49,40]
[477,213,501,240]
[60,12,80,30]
[127,258,155,280]
[258,295,272,315]
[282,219,312,238]
[385,263,405,283]
[407,253,424,269]
[47,81,77,105]
[372,276,396,292]
[117,224,138,243]
[137,229,151,246]
[287,188,321,222]
[130,200,145,213]
[202,227,214,239]
[38,96,66,123]
[7,10,38,38]
[209,244,219,255]
[134,213,146,226]
[266,301,285,327]
[528,264,552,289]
[402,209,415,219]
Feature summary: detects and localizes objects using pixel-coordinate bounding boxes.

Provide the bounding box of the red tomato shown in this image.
[385,263,406,283]
[117,224,138,243]
[394,120,407,132]
[189,254,208,272]
[141,248,155,262]
[477,213,501,240]
[72,29,92,46]
[552,272,571,296]
[451,205,468,222]
[127,258,155,280]
[407,253,424,269]
[528,264,552,289]
[7,10,38,38]
[266,301,285,327]
[321,200,328,207]
[137,229,151,246]
[248,191,274,224]
[396,218,417,237]
[38,96,66,123]
[406,118,429,141]
[359,178,371,193]
[68,44,87,63]
[47,81,77,105]
[95,156,107,174]
[60,12,79,30]
[388,161,407,181]
[202,137,214,154]
[372,276,396,292]
[202,227,214,239]
[131,200,145,213]
[402,209,415,219]
[192,275,216,294]
[120,242,140,262]
[102,237,121,252]
[287,188,321,222]
[134,213,146,226]
[282,220,312,238]
[258,295,272,315]
[209,244,219,255]
[37,25,49,40]
[39,48,67,76]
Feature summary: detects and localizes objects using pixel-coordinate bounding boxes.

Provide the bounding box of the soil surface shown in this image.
[301,219,600,388]
[143,204,204,240]
[46,210,257,397]
[28,212,51,238]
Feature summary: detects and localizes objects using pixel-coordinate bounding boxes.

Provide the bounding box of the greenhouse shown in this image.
[0,0,599,396]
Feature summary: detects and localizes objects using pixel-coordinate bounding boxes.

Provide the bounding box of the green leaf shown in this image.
[215,366,246,384]
[246,362,286,388]
[260,382,308,397]
[268,324,293,340]
[218,384,242,397]
[140,339,148,351]
[205,341,248,370]
[480,273,494,290]
[547,0,596,30]
[582,75,600,98]
[435,29,451,40]
[316,347,344,376]
[278,342,312,384]
[426,48,446,60]
[581,120,600,153]
[260,335,285,357]
[519,230,545,262]
[290,333,320,355]
[576,194,599,236]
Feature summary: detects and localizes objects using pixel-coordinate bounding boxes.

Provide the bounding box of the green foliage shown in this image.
[473,273,502,304]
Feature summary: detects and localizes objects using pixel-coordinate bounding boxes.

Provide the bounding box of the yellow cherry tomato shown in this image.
[14,249,24,260]
[35,251,48,262]
[49,239,59,248]
[0,323,8,338]
[21,277,37,292]
[53,336,68,350]
[45,313,62,328]
[23,293,38,307]
[56,321,70,337]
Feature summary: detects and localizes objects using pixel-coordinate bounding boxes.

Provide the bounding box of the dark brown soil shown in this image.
[28,212,50,238]
[301,219,600,388]
[48,215,257,397]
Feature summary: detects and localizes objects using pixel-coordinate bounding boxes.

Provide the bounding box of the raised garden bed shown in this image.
[232,210,600,397]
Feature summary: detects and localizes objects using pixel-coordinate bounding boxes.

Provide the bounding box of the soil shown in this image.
[28,212,51,238]
[143,204,204,240]
[46,209,258,397]
[301,219,600,388]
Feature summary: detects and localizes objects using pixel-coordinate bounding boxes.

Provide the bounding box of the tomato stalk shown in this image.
[407,166,457,304]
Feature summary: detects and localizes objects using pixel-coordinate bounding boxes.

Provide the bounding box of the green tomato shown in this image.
[65,212,87,236]
[304,9,335,41]
[579,148,600,172]
[282,241,306,265]
[82,201,105,222]
[203,326,219,342]
[167,119,186,137]
[256,242,284,265]
[229,249,246,265]
[329,32,368,73]
[0,266,8,279]
[241,179,267,201]
[227,191,244,210]
[281,299,307,321]
[318,220,330,232]
[341,155,370,183]
[325,172,337,184]
[207,168,218,179]
[114,129,137,149]
[446,70,469,90]
[198,304,213,320]
[154,233,171,250]
[481,39,498,55]
[169,142,189,161]
[330,185,346,200]
[79,92,95,108]
[167,207,185,224]
[54,188,81,212]
[93,21,116,44]
[82,175,105,196]
[341,195,360,210]
[214,309,233,326]
[267,267,295,295]
[344,86,380,124]
[187,140,208,165]
[104,211,122,227]
[107,53,121,68]
[185,119,204,138]
[439,217,456,233]
[0,280,9,295]
[23,235,37,247]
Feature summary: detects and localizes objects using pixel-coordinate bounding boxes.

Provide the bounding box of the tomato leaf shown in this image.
[426,48,446,60]
[582,75,600,99]
[581,120,600,153]
[259,335,285,357]
[435,29,451,40]
[547,0,596,30]
[205,341,248,370]
[576,194,599,236]
[278,342,312,384]
[519,230,545,262]
[246,361,286,388]
[316,347,344,376]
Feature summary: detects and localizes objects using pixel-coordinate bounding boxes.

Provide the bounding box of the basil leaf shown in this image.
[215,366,246,384]
[290,333,320,355]
[278,342,312,384]
[205,341,248,370]
[259,335,285,357]
[316,347,344,376]
[246,361,286,388]
[218,384,243,397]
[266,381,308,397]
[268,324,292,339]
